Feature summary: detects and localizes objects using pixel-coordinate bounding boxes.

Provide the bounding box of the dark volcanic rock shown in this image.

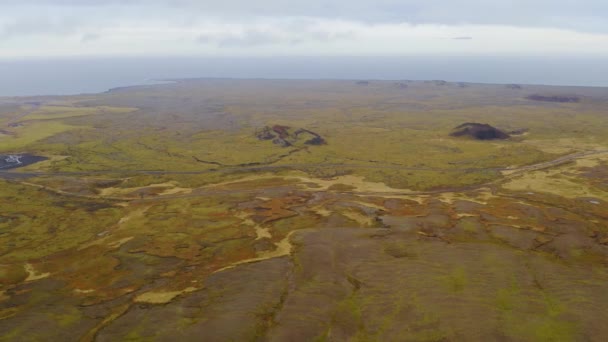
[305,136,326,146]
[506,84,522,90]
[272,138,292,147]
[526,94,580,103]
[257,125,326,147]
[255,127,276,140]
[271,125,291,139]
[450,123,510,140]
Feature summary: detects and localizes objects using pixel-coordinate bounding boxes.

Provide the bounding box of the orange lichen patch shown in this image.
[235,211,271,239]
[213,230,297,274]
[381,198,428,217]
[134,287,198,304]
[246,196,305,224]
[40,246,140,304]
[132,239,202,260]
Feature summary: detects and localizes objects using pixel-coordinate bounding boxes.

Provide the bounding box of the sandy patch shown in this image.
[214,230,297,273]
[294,174,410,193]
[439,189,494,205]
[24,263,50,282]
[100,181,192,197]
[74,289,96,294]
[342,209,375,226]
[502,169,608,201]
[236,211,272,240]
[107,236,134,249]
[134,287,198,304]
[79,206,149,250]
[312,206,332,217]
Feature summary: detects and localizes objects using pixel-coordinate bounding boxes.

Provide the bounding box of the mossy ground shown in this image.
[1,79,608,341]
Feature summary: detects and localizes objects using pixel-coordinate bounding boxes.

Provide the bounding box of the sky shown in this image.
[1,0,608,58]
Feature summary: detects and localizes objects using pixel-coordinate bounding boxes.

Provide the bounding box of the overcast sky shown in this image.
[1,0,608,58]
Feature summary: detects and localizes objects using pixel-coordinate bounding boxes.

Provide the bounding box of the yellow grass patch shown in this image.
[502,169,608,201]
[134,287,198,304]
[342,209,375,226]
[22,105,136,121]
[0,121,81,151]
[24,263,50,282]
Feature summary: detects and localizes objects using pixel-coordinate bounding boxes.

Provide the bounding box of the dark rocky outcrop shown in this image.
[526,94,580,103]
[255,127,276,140]
[272,138,292,147]
[304,136,326,146]
[450,123,510,140]
[256,125,326,147]
[506,84,522,90]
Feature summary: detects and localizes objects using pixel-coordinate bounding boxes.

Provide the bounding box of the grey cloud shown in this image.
[112,1,608,32]
[197,27,355,47]
[2,1,608,33]
[197,30,280,47]
[0,16,86,38]
[80,33,100,43]
[452,37,473,40]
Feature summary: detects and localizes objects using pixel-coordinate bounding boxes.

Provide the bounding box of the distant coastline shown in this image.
[1,56,607,97]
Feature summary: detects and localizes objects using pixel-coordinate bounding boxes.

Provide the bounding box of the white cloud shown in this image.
[1,7,608,58]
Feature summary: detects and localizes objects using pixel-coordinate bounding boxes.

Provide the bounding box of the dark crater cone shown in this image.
[450,123,510,140]
[0,154,48,170]
[526,94,580,103]
[255,125,326,147]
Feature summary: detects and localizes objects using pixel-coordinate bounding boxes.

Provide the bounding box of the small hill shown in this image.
[450,123,510,140]
[255,125,326,147]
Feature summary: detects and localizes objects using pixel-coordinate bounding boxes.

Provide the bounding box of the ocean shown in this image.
[1,56,607,97]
